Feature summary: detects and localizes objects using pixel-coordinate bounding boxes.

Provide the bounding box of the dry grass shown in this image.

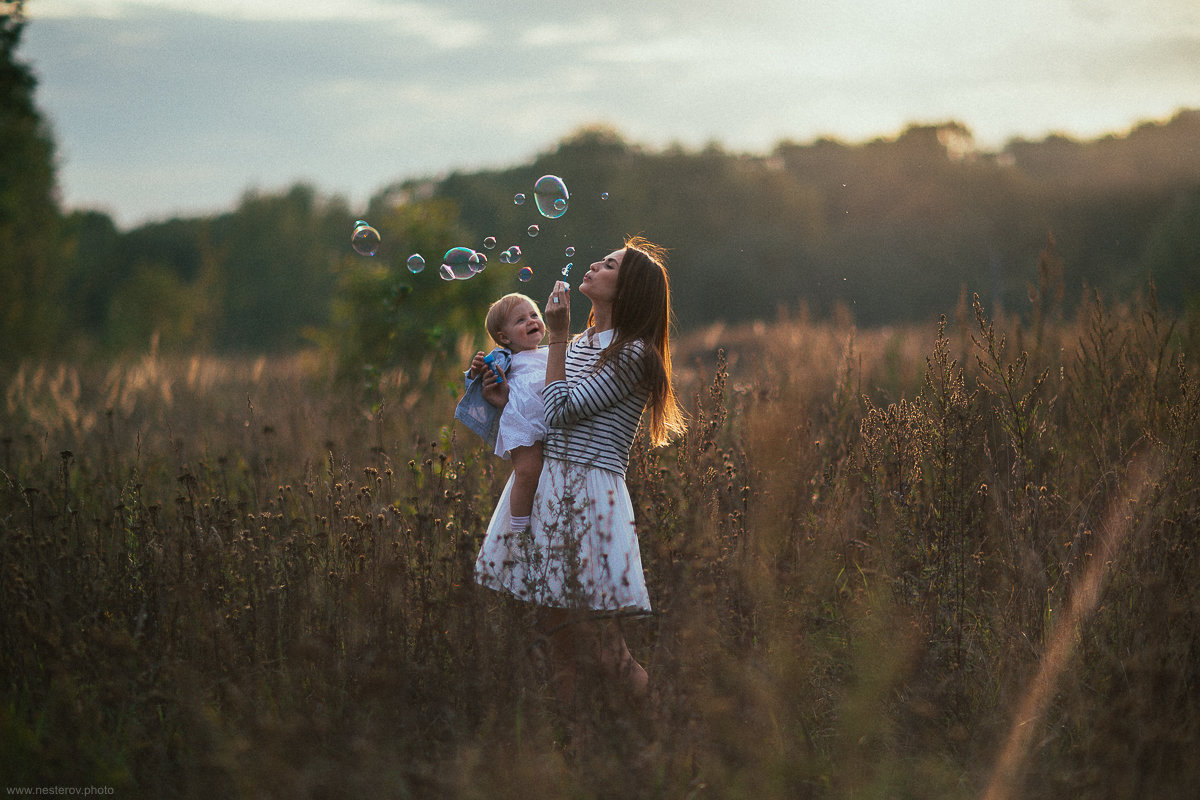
[2,289,1198,798]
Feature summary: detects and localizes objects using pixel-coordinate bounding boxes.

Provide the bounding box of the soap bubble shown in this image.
[406,254,425,274]
[469,251,487,273]
[439,264,455,281]
[518,266,533,282]
[483,236,496,249]
[514,193,526,205]
[564,246,575,257]
[441,246,477,280]
[527,225,539,237]
[351,224,380,256]
[533,175,569,219]
[600,191,609,200]
[499,250,511,264]
[506,245,522,262]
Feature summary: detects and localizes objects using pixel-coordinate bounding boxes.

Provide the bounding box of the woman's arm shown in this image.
[544,281,570,385]
[542,340,647,428]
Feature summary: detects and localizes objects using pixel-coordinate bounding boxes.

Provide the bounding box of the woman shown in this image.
[475,236,686,700]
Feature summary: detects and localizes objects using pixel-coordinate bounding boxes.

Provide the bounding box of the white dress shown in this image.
[494,347,549,459]
[475,329,651,612]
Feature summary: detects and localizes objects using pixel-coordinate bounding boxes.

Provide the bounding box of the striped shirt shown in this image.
[542,328,649,479]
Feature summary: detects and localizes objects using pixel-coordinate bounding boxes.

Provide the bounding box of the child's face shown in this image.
[499,300,545,352]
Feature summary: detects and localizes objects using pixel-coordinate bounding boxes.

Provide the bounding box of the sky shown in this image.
[18,0,1200,228]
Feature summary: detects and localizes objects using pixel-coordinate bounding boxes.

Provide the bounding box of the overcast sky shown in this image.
[20,0,1200,228]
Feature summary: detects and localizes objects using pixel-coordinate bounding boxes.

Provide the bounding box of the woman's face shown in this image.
[579,248,623,305]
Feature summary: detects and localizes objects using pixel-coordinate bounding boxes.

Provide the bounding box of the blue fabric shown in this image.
[454,347,511,448]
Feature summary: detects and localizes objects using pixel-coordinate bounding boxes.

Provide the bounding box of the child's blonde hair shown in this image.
[485,293,539,347]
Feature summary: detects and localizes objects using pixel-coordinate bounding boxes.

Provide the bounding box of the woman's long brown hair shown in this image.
[588,236,686,447]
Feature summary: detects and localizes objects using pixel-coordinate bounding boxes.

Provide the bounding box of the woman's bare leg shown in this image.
[538,606,577,704]
[537,610,648,703]
[600,620,649,697]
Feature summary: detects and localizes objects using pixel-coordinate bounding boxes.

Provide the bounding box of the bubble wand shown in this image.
[559,245,576,289]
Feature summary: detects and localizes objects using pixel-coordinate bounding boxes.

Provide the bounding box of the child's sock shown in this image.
[509,514,530,533]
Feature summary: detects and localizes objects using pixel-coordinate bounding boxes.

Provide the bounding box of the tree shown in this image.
[320,194,500,394]
[0,1,64,361]
[208,184,346,351]
[1139,187,1200,308]
[104,262,209,352]
[61,210,121,339]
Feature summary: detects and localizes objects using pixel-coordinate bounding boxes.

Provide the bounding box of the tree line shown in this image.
[4,4,1199,369]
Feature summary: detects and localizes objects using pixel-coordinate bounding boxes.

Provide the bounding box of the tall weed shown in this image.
[2,290,1197,798]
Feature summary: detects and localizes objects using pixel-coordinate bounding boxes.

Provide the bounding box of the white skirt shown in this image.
[474,457,651,612]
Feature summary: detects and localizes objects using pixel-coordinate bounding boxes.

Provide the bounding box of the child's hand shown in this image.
[468,351,486,378]
[481,363,509,408]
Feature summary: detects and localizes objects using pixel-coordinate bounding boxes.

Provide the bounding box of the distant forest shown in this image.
[3,11,1199,364]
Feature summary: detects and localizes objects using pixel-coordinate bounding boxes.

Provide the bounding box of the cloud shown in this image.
[32,0,491,48]
[23,0,1200,226]
[36,0,416,22]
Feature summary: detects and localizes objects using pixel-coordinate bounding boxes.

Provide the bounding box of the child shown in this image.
[455,293,549,536]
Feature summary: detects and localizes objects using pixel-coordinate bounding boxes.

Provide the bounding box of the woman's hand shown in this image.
[544,281,570,341]
[481,363,509,408]
[544,281,570,386]
[468,350,486,379]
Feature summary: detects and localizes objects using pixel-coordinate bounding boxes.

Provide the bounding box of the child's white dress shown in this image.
[494,347,549,459]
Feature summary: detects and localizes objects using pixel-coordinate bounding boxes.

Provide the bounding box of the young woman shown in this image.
[475,236,686,700]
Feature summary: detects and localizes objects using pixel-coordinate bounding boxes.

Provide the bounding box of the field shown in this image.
[2,289,1198,799]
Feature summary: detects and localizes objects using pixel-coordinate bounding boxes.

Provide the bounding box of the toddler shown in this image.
[455,293,548,535]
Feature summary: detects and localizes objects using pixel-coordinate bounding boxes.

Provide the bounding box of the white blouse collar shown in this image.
[587,327,615,347]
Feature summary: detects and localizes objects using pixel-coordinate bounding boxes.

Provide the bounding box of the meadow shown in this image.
[2,286,1198,799]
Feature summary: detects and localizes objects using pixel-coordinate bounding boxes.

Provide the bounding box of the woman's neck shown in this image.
[590,303,613,334]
